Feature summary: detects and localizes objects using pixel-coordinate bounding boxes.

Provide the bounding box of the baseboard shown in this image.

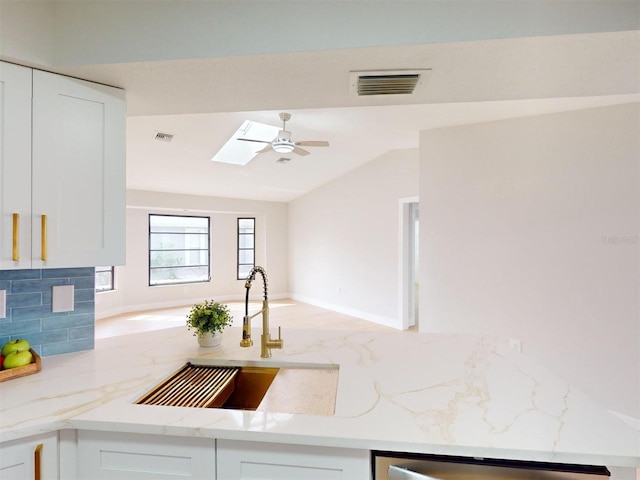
[95,293,291,321]
[289,294,400,329]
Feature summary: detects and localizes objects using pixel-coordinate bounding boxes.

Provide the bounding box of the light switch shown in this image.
[0,290,6,318]
[52,285,74,313]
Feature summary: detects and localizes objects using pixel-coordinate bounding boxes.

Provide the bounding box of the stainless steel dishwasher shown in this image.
[372,451,610,479]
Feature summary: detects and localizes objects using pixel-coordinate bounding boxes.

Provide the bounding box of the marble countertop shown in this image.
[0,325,638,468]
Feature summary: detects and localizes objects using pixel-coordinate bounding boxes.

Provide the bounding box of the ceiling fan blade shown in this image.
[295,140,329,147]
[237,138,271,144]
[293,146,310,156]
[257,144,274,154]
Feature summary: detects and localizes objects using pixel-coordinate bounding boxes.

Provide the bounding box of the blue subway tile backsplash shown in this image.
[0,268,95,357]
[0,269,41,280]
[42,337,94,357]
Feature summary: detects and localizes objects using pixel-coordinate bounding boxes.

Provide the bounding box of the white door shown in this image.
[217,439,369,479]
[77,430,215,479]
[0,432,59,480]
[31,69,126,268]
[0,62,33,270]
[408,202,419,328]
[400,198,419,330]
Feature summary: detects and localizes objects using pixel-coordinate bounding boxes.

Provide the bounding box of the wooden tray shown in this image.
[0,349,41,382]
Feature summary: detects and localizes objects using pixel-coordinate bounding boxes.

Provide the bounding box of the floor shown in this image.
[95,299,397,339]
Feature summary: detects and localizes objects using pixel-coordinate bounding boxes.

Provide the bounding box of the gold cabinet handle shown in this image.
[12,213,19,261]
[41,215,47,261]
[34,443,43,480]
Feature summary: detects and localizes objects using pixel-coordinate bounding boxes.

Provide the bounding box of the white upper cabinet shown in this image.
[0,62,33,270]
[31,69,126,268]
[0,62,126,269]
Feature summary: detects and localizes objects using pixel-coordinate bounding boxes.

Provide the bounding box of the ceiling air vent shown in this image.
[154,131,174,142]
[350,69,430,96]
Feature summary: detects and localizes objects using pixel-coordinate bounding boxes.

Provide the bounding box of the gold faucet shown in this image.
[240,266,283,358]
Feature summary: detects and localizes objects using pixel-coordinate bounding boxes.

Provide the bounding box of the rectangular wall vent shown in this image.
[358,74,420,95]
[154,131,174,142]
[350,69,430,96]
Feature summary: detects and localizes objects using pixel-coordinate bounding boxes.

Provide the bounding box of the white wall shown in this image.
[0,1,54,66]
[289,148,419,328]
[419,103,639,419]
[95,190,288,319]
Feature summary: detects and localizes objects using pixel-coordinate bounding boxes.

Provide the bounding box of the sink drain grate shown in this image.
[135,363,240,408]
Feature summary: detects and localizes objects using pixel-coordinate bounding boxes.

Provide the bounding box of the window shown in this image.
[237,217,255,279]
[149,214,210,286]
[95,266,114,292]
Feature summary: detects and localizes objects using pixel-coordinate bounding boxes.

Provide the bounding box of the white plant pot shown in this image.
[197,331,222,347]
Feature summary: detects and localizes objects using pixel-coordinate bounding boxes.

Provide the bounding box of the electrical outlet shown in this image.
[509,338,522,353]
[52,285,74,313]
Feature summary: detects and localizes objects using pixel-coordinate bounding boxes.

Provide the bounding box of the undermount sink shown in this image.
[216,365,280,410]
[134,360,339,416]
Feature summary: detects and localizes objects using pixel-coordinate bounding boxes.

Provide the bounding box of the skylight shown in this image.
[211,120,278,166]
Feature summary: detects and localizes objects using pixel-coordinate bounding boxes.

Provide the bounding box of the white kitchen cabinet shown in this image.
[0,62,33,270]
[0,61,126,269]
[216,439,369,480]
[76,430,216,479]
[0,431,59,480]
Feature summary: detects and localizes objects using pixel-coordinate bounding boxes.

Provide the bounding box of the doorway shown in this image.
[400,198,419,330]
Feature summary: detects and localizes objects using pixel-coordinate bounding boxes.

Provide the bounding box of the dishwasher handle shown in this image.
[388,465,442,480]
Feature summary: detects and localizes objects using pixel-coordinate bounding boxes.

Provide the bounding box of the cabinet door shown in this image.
[0,62,33,270]
[77,430,216,479]
[0,431,59,480]
[216,439,369,480]
[31,69,126,268]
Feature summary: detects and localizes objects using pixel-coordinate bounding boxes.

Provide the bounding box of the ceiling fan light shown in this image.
[272,141,295,153]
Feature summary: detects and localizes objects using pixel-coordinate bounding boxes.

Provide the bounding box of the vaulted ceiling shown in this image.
[2,3,637,202]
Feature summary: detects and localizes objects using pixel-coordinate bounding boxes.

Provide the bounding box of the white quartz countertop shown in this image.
[1,325,638,468]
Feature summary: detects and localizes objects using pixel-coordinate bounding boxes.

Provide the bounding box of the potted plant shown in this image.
[186,300,233,347]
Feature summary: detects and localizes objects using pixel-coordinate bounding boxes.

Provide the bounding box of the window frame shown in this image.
[95,266,115,292]
[148,213,211,287]
[237,217,256,280]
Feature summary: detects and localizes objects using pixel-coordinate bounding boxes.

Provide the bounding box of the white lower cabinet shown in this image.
[75,431,369,480]
[8,429,636,480]
[0,431,59,480]
[76,430,216,479]
[216,439,370,480]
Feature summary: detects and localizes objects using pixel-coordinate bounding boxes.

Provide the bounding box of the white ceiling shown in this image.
[51,31,639,202]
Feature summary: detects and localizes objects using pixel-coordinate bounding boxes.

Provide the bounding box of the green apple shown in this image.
[3,350,33,369]
[1,339,30,357]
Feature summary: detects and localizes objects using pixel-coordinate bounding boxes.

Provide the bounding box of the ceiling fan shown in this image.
[237,112,329,156]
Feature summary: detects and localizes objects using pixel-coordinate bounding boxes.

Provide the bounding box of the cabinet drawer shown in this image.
[77,430,215,479]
